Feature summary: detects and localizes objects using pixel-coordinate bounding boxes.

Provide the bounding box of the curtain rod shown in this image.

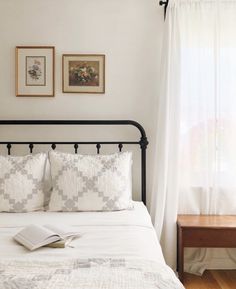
[159,0,169,18]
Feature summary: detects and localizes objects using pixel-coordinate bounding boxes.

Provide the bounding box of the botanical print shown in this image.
[26,56,46,86]
[69,61,99,87]
[16,46,54,96]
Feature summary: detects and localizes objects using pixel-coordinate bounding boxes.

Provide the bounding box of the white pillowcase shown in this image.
[0,153,50,212]
[48,150,133,211]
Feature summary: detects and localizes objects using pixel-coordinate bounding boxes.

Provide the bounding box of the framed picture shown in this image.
[63,54,105,93]
[16,46,55,97]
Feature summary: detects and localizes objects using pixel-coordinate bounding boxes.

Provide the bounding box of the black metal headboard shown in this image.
[0,120,148,205]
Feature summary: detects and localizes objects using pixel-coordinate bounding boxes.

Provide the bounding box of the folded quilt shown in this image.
[0,258,184,289]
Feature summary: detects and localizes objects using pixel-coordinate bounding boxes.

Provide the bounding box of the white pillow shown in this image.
[48,150,133,211]
[0,153,49,212]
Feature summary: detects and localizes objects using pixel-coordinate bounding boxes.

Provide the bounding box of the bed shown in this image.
[0,120,184,289]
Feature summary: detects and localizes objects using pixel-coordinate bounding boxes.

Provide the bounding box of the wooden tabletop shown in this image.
[177,215,236,229]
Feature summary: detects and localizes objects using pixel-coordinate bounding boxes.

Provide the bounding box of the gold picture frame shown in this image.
[16,46,55,97]
[62,54,105,94]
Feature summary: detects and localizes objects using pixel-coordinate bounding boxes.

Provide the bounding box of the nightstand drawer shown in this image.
[182,228,236,247]
[177,215,236,283]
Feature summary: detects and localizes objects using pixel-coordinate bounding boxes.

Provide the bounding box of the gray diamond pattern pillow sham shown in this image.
[48,151,133,211]
[0,153,49,212]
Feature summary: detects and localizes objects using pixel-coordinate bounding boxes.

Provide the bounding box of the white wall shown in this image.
[0,0,164,203]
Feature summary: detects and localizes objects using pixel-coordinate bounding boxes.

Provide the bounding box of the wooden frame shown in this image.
[16,46,55,97]
[62,54,105,94]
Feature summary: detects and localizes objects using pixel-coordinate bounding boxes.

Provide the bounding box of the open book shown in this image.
[14,224,80,251]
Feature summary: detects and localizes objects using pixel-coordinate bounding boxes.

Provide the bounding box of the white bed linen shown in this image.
[0,202,185,289]
[0,202,164,262]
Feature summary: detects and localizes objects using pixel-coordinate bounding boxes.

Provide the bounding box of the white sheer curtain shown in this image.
[151,0,236,274]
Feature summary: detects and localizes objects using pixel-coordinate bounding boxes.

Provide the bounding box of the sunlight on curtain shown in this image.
[151,0,236,274]
[178,0,236,215]
[177,0,236,274]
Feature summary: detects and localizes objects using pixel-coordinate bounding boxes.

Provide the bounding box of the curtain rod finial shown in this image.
[159,0,168,19]
[159,0,168,6]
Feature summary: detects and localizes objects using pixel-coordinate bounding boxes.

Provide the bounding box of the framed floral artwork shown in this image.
[62,54,105,93]
[16,46,55,96]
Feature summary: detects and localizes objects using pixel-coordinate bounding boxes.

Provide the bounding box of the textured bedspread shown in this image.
[0,203,185,289]
[0,258,184,289]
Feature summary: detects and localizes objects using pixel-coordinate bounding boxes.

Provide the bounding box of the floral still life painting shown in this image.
[69,61,99,87]
[63,54,105,93]
[16,46,55,97]
[26,56,46,86]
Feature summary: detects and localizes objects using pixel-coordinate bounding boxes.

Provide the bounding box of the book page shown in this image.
[14,224,80,251]
[44,224,80,238]
[14,225,61,250]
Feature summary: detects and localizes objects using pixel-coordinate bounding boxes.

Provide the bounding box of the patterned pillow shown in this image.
[0,153,49,212]
[48,151,133,211]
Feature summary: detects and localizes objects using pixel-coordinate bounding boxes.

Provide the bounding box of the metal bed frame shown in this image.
[0,120,148,205]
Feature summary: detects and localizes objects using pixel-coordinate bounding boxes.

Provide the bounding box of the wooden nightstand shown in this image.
[177,215,236,283]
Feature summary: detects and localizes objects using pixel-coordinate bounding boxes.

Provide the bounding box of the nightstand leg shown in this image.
[177,226,184,283]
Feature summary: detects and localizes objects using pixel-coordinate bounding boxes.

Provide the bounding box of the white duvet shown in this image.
[0,202,184,289]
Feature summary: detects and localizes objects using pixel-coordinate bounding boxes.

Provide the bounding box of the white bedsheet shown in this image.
[0,202,185,289]
[0,202,165,263]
